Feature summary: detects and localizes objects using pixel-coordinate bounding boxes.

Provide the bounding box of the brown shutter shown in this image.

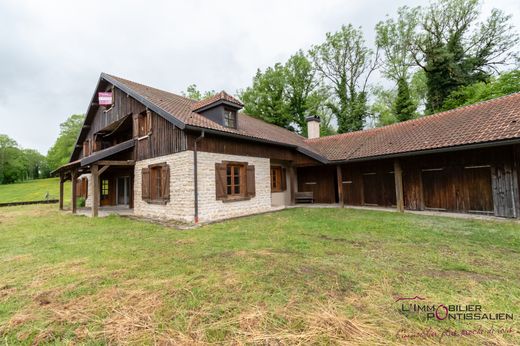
[142,168,150,201]
[281,167,287,191]
[133,113,139,138]
[84,178,88,198]
[215,163,227,200]
[246,165,256,197]
[147,110,152,134]
[161,164,170,201]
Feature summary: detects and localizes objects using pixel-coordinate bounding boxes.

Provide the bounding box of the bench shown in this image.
[295,191,314,203]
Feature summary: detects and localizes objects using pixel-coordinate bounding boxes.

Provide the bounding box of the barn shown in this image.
[54,73,520,222]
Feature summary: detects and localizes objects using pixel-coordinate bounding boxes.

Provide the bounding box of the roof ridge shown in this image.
[103,73,198,103]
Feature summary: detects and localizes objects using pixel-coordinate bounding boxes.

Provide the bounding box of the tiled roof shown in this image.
[306,93,520,161]
[191,91,243,111]
[105,74,317,155]
[103,73,520,163]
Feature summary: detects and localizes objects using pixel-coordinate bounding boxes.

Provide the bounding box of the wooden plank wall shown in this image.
[82,88,146,158]
[297,165,337,203]
[187,133,319,166]
[292,146,519,217]
[136,113,187,160]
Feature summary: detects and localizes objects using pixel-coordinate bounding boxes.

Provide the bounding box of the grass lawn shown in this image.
[0,178,71,204]
[0,205,519,345]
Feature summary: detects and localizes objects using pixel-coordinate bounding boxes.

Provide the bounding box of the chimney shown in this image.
[306,115,321,139]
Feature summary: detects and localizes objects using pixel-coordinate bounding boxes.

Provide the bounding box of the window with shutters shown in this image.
[141,163,169,204]
[215,161,255,201]
[101,179,109,201]
[270,166,286,192]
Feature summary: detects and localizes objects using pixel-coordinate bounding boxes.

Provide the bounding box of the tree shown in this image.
[310,24,378,133]
[394,77,417,121]
[241,51,329,133]
[442,69,520,110]
[369,86,397,127]
[0,135,24,184]
[376,7,419,121]
[46,114,85,171]
[412,0,519,113]
[182,84,216,101]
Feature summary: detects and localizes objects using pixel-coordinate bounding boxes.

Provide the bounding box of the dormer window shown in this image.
[224,109,236,128]
[191,91,243,129]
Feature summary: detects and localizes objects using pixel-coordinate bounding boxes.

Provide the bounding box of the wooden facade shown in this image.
[295,145,520,218]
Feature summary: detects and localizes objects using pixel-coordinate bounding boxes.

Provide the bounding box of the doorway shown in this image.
[117,176,130,205]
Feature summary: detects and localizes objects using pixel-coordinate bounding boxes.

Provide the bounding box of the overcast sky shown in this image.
[0,0,518,153]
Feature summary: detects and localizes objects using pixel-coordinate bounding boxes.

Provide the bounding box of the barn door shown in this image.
[491,163,520,218]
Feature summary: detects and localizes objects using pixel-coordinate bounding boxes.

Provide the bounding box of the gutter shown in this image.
[193,130,205,223]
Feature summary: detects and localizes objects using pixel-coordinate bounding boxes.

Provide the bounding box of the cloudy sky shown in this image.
[0,0,518,153]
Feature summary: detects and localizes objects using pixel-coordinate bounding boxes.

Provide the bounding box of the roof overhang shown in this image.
[184,125,329,164]
[80,139,135,166]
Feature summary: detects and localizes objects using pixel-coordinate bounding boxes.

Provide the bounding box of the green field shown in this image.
[0,178,71,204]
[0,205,519,345]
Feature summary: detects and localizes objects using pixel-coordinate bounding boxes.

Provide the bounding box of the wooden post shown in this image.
[289,165,297,205]
[92,164,99,217]
[337,165,344,207]
[71,170,77,214]
[394,159,404,212]
[59,172,64,210]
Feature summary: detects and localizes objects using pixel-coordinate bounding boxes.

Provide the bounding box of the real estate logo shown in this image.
[395,296,514,321]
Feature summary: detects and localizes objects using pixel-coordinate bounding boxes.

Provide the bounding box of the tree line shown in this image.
[0,114,84,184]
[190,0,519,134]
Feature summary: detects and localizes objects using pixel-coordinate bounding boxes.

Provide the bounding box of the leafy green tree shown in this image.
[412,0,519,113]
[241,63,290,128]
[0,135,24,184]
[369,87,397,127]
[442,70,520,110]
[376,6,419,121]
[241,51,328,133]
[310,24,378,133]
[182,84,216,101]
[22,149,47,180]
[46,114,85,171]
[394,77,417,121]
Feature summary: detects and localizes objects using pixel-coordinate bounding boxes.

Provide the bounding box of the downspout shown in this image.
[193,131,205,223]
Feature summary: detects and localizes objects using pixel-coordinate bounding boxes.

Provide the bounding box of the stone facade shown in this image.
[78,173,93,207]
[133,150,275,223]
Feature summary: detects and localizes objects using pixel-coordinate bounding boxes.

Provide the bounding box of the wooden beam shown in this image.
[289,165,297,205]
[97,160,135,166]
[71,170,77,214]
[92,165,99,217]
[59,173,64,211]
[98,165,110,175]
[337,165,344,208]
[394,159,404,213]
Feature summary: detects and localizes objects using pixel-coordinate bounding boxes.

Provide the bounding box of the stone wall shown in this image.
[133,150,275,223]
[196,151,273,223]
[134,151,194,223]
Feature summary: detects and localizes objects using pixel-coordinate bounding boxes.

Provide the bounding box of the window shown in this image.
[101,179,109,200]
[141,163,169,204]
[270,166,286,192]
[215,161,255,201]
[226,164,243,196]
[137,111,151,137]
[223,109,236,128]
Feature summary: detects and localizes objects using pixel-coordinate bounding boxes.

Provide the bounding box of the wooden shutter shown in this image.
[142,168,150,201]
[281,168,287,191]
[215,163,227,200]
[246,165,256,197]
[161,164,170,201]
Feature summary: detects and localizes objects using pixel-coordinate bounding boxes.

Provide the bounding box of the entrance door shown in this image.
[117,176,130,205]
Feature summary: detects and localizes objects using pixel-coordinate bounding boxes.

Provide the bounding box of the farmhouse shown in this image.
[54,73,520,222]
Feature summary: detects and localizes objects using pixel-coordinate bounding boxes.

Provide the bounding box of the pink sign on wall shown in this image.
[98,92,113,106]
